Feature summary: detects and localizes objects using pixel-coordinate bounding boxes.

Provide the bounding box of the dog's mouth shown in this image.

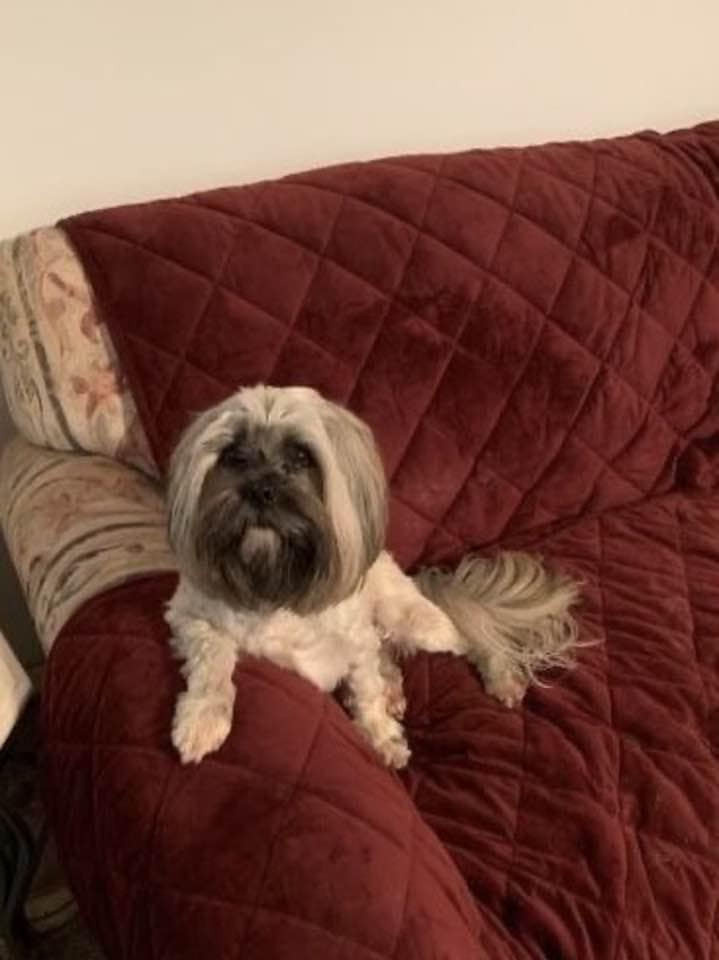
[238,524,280,565]
[195,493,329,612]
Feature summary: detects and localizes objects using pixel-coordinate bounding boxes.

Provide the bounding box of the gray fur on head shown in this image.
[166,385,387,614]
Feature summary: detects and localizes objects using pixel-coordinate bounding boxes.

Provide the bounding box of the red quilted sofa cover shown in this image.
[44,121,719,959]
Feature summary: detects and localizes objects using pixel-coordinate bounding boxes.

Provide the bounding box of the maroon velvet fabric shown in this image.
[44,577,505,960]
[43,492,719,959]
[60,121,719,569]
[43,121,719,958]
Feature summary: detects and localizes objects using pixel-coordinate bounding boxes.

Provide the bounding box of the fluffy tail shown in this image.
[416,551,581,704]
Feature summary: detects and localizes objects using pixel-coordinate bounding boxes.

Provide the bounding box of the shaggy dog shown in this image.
[165,385,579,768]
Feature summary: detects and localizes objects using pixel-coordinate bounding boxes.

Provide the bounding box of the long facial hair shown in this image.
[166,386,387,615]
[194,453,337,613]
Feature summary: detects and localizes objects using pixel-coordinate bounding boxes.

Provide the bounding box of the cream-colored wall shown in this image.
[1,0,718,660]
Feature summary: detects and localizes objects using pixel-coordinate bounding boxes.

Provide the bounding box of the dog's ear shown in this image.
[166,403,239,563]
[318,402,387,581]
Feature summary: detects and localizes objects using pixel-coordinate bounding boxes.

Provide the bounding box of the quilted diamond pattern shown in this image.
[43,576,513,960]
[401,490,719,959]
[61,122,719,569]
[43,121,719,959]
[43,487,719,959]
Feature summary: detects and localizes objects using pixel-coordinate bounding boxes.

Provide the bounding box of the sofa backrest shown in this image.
[0,227,156,476]
[3,122,719,567]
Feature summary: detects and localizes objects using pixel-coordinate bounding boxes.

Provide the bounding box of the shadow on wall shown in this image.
[0,392,43,667]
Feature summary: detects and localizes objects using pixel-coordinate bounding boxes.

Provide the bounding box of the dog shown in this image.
[165,385,579,768]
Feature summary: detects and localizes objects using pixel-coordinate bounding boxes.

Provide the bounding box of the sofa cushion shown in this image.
[0,437,174,650]
[0,228,155,475]
[404,489,719,959]
[60,121,719,567]
[43,485,719,959]
[43,575,516,960]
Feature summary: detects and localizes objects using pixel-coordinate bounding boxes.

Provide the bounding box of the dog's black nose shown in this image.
[244,476,279,507]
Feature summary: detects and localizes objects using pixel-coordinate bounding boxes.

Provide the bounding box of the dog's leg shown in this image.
[368,553,466,657]
[380,578,526,707]
[168,617,238,764]
[345,639,411,769]
[378,645,406,720]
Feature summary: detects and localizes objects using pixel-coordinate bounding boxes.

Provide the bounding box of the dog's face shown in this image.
[167,386,387,614]
[194,423,332,611]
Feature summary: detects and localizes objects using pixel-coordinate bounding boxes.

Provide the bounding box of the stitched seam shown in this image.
[522,159,719,286]
[396,156,552,549]
[203,186,690,509]
[385,143,717,216]
[342,160,445,412]
[173,184,714,429]
[386,155,522,487]
[551,198,682,515]
[317,155,719,297]
[407,327,543,547]
[597,514,630,960]
[530,138,719,234]
[445,838,626,915]
[392,407,657,539]
[79,195,704,448]
[70,863,392,960]
[503,706,528,905]
[89,651,123,955]
[642,239,717,416]
[144,218,248,425]
[673,502,709,720]
[263,185,702,436]
[620,133,718,206]
[442,836,703,955]
[291,165,719,370]
[71,139,719,506]
[390,813,416,958]
[142,282,349,372]
[263,193,348,386]
[51,736,411,850]
[231,698,329,960]
[139,761,177,960]
[491,150,602,535]
[507,146,679,517]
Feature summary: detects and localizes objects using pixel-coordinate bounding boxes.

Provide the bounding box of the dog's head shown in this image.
[167,386,386,614]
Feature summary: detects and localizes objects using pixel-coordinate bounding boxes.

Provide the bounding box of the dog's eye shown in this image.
[219,445,251,469]
[285,443,314,471]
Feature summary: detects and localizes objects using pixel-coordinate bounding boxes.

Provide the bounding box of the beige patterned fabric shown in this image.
[0,437,175,652]
[0,227,156,477]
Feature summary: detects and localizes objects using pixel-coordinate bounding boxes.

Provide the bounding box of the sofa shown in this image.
[1,120,718,959]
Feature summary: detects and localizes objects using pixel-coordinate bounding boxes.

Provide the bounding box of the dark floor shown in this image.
[0,683,104,960]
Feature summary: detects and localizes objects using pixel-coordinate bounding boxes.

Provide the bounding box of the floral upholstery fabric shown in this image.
[0,227,155,477]
[0,437,173,651]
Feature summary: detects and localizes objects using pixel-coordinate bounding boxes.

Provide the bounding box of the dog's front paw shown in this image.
[377,733,411,769]
[172,692,233,764]
[370,716,411,769]
[385,677,407,721]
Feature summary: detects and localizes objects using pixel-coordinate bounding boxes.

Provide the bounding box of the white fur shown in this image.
[166,550,450,767]
[165,385,581,769]
[166,385,384,603]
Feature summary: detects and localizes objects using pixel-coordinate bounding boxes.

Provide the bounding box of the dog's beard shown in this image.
[167,385,389,614]
[195,489,335,613]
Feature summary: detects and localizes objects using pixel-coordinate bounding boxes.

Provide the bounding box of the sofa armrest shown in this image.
[0,436,174,652]
[42,574,507,960]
